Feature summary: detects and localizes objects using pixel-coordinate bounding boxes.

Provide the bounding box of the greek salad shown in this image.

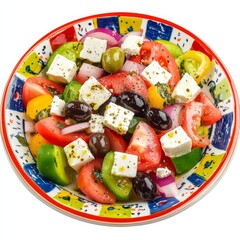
[23,28,222,204]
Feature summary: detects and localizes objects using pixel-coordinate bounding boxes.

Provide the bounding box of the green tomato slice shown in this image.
[37,144,75,185]
[102,151,133,201]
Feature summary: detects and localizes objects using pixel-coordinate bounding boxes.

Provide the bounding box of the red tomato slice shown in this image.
[35,116,89,147]
[98,72,148,100]
[182,101,210,148]
[195,92,222,125]
[139,41,180,90]
[22,77,64,107]
[104,127,127,152]
[78,158,116,204]
[126,121,162,171]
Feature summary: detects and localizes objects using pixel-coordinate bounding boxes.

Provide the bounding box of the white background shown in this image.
[0,0,239,239]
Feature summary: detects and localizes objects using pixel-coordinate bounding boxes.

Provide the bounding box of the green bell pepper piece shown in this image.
[102,151,133,201]
[171,148,202,175]
[37,144,75,185]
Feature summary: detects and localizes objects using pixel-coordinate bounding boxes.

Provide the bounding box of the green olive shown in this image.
[101,47,125,73]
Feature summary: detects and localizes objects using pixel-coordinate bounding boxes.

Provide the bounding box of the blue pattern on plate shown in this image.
[6,75,25,112]
[148,196,179,214]
[24,163,56,193]
[97,16,119,33]
[187,173,205,187]
[145,20,173,40]
[211,112,233,150]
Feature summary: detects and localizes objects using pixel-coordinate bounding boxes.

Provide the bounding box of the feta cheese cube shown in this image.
[80,37,107,63]
[111,151,138,178]
[50,95,66,117]
[140,60,172,85]
[103,102,134,134]
[160,126,192,158]
[121,35,144,55]
[172,73,201,103]
[46,54,78,84]
[63,138,94,171]
[156,167,172,178]
[79,76,111,110]
[86,114,104,134]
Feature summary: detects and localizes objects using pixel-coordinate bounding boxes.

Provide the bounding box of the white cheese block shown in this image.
[171,73,201,103]
[156,167,172,178]
[63,138,94,171]
[121,35,144,55]
[86,114,104,134]
[79,76,111,110]
[80,37,107,63]
[140,60,172,85]
[103,102,134,135]
[160,126,192,158]
[46,54,78,84]
[111,151,138,178]
[50,95,66,117]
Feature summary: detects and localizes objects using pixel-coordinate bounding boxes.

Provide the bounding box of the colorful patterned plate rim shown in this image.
[1,12,240,225]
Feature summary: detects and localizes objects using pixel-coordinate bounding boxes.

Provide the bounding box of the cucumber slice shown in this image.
[63,80,82,102]
[37,144,75,185]
[47,42,83,69]
[102,151,132,201]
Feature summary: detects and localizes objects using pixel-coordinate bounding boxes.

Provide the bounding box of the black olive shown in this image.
[145,107,172,130]
[89,133,110,157]
[133,172,157,201]
[98,95,117,116]
[117,91,148,116]
[64,101,92,122]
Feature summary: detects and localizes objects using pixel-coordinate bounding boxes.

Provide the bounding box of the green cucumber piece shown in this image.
[155,39,183,59]
[47,42,83,69]
[171,148,202,175]
[63,81,82,102]
[102,151,132,201]
[37,144,75,185]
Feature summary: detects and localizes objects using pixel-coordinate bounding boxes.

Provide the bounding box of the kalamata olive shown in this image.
[98,95,117,116]
[89,133,110,157]
[133,172,157,201]
[146,107,172,130]
[64,101,92,122]
[117,91,148,116]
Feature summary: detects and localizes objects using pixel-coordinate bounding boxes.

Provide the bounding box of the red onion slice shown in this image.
[24,120,35,133]
[116,31,143,47]
[163,104,184,130]
[61,122,90,135]
[75,63,105,84]
[120,60,146,74]
[80,28,122,48]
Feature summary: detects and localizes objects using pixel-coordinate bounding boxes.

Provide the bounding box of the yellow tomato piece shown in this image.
[29,133,50,158]
[181,50,212,84]
[26,94,53,120]
[148,83,173,109]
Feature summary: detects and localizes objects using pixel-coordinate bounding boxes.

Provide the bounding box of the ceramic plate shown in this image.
[1,12,239,225]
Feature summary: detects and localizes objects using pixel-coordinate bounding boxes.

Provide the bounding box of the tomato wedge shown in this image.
[104,127,127,152]
[195,92,222,125]
[182,101,210,148]
[126,121,162,171]
[98,71,148,100]
[78,158,116,204]
[35,116,89,147]
[22,77,64,107]
[139,41,180,90]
